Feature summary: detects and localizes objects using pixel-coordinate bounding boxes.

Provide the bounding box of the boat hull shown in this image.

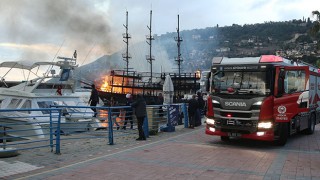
[0,115,104,140]
[0,118,45,140]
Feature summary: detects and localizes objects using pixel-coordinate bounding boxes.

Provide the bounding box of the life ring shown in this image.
[56,85,62,95]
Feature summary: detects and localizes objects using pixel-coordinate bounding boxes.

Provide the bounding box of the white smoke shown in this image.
[128,41,174,73]
[0,0,120,62]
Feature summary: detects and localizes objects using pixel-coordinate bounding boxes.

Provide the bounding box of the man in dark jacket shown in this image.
[89,84,99,117]
[131,93,147,140]
[188,94,198,128]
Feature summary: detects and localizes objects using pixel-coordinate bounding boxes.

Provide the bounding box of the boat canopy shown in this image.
[0,61,57,70]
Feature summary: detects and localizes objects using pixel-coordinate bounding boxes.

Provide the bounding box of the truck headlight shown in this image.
[206,118,215,125]
[253,101,262,106]
[212,100,220,104]
[258,122,272,129]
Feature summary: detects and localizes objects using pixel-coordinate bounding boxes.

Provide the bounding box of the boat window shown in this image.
[8,99,23,108]
[37,101,54,114]
[20,100,32,114]
[21,100,31,109]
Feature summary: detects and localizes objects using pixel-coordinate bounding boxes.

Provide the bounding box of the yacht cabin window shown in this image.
[8,99,23,109]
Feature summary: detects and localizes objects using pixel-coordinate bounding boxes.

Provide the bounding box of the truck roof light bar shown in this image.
[259,55,283,63]
[212,57,223,64]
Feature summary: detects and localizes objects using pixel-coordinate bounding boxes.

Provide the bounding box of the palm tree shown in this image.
[310,10,320,55]
[311,11,320,67]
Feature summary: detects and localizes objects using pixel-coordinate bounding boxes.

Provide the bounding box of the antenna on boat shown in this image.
[0,77,8,88]
[146,10,155,84]
[122,10,131,76]
[80,43,96,66]
[174,14,183,96]
[45,40,65,77]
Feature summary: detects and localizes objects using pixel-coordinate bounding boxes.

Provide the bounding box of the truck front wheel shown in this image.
[220,136,230,141]
[274,122,288,146]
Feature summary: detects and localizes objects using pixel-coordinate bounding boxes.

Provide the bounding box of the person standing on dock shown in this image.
[89,84,99,117]
[196,91,205,126]
[131,93,147,140]
[156,93,164,117]
[188,94,198,129]
[122,93,133,130]
[110,97,120,130]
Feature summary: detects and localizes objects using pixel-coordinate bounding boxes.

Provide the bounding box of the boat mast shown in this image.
[122,11,131,76]
[174,14,183,97]
[175,14,183,77]
[146,10,155,84]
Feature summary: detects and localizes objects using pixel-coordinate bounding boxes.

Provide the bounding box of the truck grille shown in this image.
[214,108,260,133]
[217,119,257,127]
[220,111,251,118]
[216,119,258,134]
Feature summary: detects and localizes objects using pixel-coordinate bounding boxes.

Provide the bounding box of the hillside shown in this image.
[77,19,320,82]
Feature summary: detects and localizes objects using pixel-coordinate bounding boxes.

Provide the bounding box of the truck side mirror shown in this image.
[277,69,285,97]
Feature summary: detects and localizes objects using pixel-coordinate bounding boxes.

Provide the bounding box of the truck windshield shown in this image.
[212,70,270,96]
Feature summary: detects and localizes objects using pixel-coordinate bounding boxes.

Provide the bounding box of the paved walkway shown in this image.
[2,124,320,180]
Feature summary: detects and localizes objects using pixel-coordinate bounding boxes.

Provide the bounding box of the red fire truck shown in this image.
[205,55,320,145]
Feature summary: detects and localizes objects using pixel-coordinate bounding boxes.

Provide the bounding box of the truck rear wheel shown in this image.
[274,122,288,146]
[305,113,316,135]
[220,136,230,141]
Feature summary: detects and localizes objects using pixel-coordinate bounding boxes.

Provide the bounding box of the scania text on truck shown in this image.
[205,55,320,145]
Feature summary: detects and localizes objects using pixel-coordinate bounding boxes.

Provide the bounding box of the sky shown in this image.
[0,0,319,68]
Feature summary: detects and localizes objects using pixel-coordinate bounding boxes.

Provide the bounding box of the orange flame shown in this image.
[100,76,112,92]
[99,73,145,95]
[99,75,128,93]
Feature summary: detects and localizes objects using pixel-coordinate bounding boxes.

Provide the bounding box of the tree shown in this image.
[310,10,320,36]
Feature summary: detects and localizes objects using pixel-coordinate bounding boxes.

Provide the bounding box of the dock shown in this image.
[2,121,320,179]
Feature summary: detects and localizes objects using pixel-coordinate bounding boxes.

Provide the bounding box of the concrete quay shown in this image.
[1,123,320,180]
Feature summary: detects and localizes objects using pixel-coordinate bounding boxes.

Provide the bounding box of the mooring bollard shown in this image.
[1,126,9,150]
[0,125,19,158]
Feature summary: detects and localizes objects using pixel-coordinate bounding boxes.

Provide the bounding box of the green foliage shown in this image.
[316,59,320,68]
[296,35,313,43]
[310,11,320,36]
[158,19,318,71]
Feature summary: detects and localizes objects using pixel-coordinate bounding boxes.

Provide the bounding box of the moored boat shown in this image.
[0,54,103,140]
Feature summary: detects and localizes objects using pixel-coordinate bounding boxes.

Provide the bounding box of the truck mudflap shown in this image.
[205,127,274,141]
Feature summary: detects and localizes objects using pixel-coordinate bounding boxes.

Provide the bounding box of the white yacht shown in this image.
[0,55,101,140]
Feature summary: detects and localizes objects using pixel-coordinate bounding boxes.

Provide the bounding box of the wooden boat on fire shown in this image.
[97,12,200,105]
[98,70,200,105]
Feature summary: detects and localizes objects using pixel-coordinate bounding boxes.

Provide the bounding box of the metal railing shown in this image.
[0,108,62,154]
[0,103,189,155]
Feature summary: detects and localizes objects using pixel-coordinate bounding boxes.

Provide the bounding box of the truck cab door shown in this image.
[274,66,309,123]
